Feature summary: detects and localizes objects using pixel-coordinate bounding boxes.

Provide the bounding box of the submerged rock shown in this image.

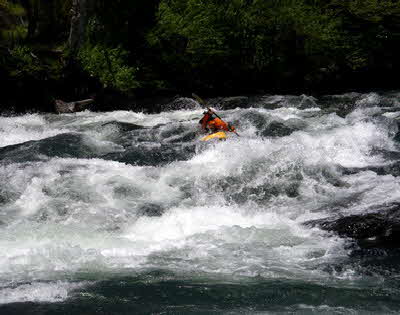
[208,96,250,109]
[261,121,296,137]
[101,121,144,132]
[0,133,120,163]
[137,203,164,217]
[164,97,199,111]
[103,143,195,166]
[305,204,400,248]
[220,96,250,109]
[343,161,400,178]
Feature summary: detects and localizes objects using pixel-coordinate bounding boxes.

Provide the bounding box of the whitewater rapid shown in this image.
[1,92,400,313]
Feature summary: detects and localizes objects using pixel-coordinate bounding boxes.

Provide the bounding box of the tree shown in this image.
[19,0,39,39]
[69,0,92,55]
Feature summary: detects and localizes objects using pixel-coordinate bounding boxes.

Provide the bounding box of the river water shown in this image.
[1,92,400,314]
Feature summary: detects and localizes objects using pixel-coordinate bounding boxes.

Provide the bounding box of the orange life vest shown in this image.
[199,112,233,132]
[199,112,213,130]
[207,118,230,131]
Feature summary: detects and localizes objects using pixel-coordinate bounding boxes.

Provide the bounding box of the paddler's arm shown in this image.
[204,106,239,136]
[200,110,213,130]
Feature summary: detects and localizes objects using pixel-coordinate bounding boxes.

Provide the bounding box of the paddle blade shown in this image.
[192,93,206,106]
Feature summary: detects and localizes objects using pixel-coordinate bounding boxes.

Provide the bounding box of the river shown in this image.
[1,92,400,314]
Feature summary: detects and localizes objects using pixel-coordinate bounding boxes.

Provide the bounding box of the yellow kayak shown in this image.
[200,131,227,142]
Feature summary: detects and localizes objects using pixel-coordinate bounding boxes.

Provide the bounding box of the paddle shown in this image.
[192,93,240,137]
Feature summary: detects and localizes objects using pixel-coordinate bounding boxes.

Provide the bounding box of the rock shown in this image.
[137,203,164,217]
[55,100,75,113]
[261,119,306,138]
[218,96,250,109]
[298,94,318,109]
[261,121,296,137]
[164,97,199,111]
[55,98,94,113]
[240,111,268,130]
[394,120,400,142]
[318,93,361,118]
[256,95,285,109]
[0,133,97,163]
[101,121,144,132]
[343,161,400,178]
[305,203,400,248]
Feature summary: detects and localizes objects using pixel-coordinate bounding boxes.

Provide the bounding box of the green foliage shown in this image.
[0,0,26,43]
[2,0,400,110]
[78,44,140,91]
[1,25,27,42]
[149,0,345,89]
[147,0,400,90]
[9,45,42,78]
[0,0,25,16]
[6,45,63,81]
[330,0,400,71]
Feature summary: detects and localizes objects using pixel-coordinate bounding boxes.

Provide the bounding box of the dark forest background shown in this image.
[1,0,400,112]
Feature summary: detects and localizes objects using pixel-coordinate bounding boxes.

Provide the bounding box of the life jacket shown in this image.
[207,117,230,131]
[199,112,233,132]
[199,112,213,130]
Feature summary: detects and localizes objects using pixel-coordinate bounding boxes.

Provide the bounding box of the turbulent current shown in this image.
[1,92,400,314]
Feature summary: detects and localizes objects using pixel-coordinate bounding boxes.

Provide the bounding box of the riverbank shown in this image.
[2,75,399,115]
[2,0,400,115]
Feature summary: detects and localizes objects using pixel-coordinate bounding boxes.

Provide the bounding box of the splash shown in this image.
[1,92,400,310]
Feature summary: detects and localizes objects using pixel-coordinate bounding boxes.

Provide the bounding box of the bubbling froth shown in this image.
[0,93,399,306]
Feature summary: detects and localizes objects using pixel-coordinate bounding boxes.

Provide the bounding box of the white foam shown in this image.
[341,171,400,214]
[0,281,88,304]
[122,205,348,279]
[355,92,381,107]
[62,109,203,128]
[0,110,204,148]
[0,103,399,303]
[0,114,68,147]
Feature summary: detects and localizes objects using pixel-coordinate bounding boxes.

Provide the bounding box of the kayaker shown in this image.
[199,108,236,133]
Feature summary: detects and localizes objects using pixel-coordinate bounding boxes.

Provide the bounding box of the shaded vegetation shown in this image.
[1,0,400,112]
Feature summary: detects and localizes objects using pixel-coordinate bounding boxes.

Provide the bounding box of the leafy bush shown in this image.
[1,25,27,42]
[0,0,26,43]
[0,0,25,16]
[9,45,42,78]
[78,44,140,92]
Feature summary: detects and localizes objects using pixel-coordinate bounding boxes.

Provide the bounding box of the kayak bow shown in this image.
[200,131,227,142]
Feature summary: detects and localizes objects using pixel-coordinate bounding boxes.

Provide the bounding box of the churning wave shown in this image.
[1,92,400,313]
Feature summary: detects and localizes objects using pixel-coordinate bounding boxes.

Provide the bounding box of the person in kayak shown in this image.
[199,108,236,133]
